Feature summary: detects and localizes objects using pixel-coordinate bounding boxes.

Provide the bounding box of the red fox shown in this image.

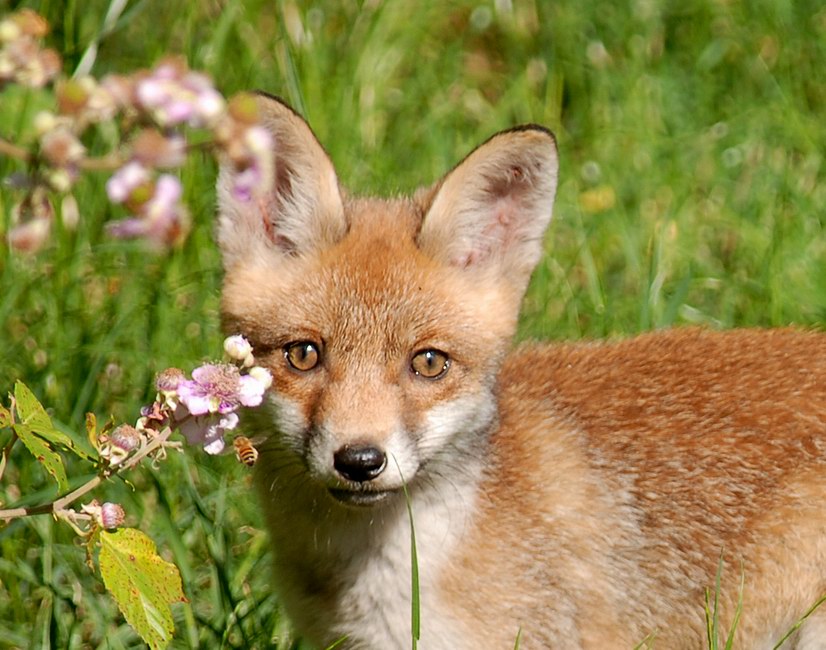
[216,94,826,649]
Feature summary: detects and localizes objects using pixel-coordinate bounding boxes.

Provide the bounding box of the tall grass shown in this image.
[0,0,824,647]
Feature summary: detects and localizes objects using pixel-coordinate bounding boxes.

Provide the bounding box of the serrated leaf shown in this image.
[99,528,186,650]
[14,381,78,452]
[14,425,68,491]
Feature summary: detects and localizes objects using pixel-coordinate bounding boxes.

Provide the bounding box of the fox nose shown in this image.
[333,444,387,482]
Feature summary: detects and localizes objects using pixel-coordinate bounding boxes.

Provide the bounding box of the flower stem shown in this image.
[0,136,32,162]
[0,425,176,521]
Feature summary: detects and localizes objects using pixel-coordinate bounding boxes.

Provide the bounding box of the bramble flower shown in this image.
[99,73,136,112]
[135,58,225,128]
[106,171,190,249]
[39,126,85,191]
[106,161,152,205]
[168,353,272,454]
[177,363,268,415]
[227,126,274,202]
[247,365,273,390]
[0,10,61,89]
[214,94,275,202]
[178,411,239,455]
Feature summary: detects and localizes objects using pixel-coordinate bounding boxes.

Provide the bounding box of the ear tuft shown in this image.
[417,126,558,291]
[217,94,346,269]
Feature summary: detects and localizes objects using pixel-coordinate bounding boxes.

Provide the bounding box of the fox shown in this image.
[215,93,826,649]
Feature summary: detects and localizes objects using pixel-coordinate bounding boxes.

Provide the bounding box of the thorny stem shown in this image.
[0,135,219,173]
[78,152,125,171]
[0,424,177,522]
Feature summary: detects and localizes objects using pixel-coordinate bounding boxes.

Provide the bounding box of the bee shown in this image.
[233,435,259,467]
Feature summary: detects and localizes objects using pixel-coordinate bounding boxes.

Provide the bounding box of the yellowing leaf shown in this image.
[0,403,11,428]
[86,412,98,451]
[99,528,186,650]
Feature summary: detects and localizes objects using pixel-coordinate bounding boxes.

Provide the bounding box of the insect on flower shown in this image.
[232,435,258,467]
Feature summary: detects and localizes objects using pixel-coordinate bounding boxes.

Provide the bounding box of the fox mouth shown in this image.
[327,487,398,507]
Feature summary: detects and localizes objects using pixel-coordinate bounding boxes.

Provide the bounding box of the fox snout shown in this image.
[333,443,387,483]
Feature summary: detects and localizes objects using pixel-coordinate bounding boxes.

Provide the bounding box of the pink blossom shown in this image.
[135,62,225,128]
[106,173,189,248]
[177,363,247,415]
[106,161,150,204]
[228,125,274,202]
[144,174,182,219]
[178,411,239,455]
[238,374,267,407]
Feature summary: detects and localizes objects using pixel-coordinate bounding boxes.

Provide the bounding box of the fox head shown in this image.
[217,94,558,507]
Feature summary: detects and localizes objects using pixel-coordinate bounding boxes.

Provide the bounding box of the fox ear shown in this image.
[217,94,346,268]
[418,126,558,291]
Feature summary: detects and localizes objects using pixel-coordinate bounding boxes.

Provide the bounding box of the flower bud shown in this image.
[156,367,185,394]
[56,78,92,116]
[109,424,142,452]
[106,161,151,204]
[46,169,72,193]
[223,335,254,366]
[0,19,22,43]
[40,127,85,167]
[99,424,142,465]
[227,92,260,125]
[7,217,50,253]
[33,110,58,136]
[100,502,125,530]
[60,194,80,230]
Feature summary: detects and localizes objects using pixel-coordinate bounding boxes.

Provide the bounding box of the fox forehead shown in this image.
[220,195,515,363]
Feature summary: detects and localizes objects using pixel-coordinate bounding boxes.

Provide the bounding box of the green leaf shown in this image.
[99,528,186,650]
[15,428,68,492]
[14,381,78,452]
[12,382,69,491]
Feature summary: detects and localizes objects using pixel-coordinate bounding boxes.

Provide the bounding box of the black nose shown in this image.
[333,444,387,482]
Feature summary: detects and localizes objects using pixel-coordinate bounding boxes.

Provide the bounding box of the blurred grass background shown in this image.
[0,0,824,647]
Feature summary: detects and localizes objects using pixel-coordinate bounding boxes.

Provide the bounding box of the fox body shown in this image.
[217,95,826,649]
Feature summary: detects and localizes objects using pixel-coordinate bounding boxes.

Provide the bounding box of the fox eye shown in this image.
[285,341,320,371]
[411,349,450,379]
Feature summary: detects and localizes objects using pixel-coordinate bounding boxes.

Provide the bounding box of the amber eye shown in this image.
[284,341,320,371]
[411,349,450,379]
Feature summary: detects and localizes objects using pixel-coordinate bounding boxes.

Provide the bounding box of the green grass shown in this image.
[0,0,824,647]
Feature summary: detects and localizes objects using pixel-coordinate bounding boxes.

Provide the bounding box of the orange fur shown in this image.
[217,95,826,649]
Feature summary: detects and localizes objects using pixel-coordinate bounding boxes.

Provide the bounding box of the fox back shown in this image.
[217,95,826,649]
